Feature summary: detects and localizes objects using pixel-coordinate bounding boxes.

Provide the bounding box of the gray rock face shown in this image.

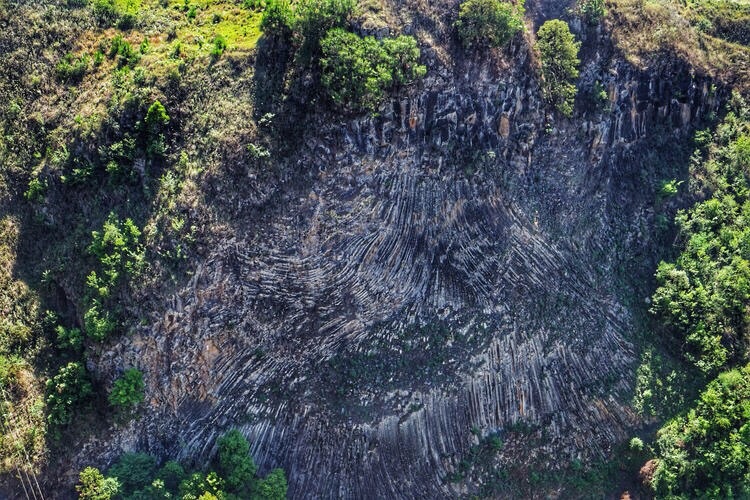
[84,27,723,500]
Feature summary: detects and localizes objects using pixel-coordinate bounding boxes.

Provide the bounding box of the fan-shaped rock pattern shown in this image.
[84,41,723,499]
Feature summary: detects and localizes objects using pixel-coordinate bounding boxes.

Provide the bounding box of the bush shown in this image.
[83,303,117,341]
[535,19,580,117]
[45,362,92,428]
[652,365,750,497]
[145,100,170,133]
[109,35,140,67]
[76,467,120,500]
[92,0,120,26]
[210,35,228,59]
[295,0,355,57]
[217,429,256,494]
[108,368,145,411]
[24,177,47,202]
[155,460,187,492]
[260,0,294,39]
[55,325,83,350]
[255,468,288,500]
[55,53,89,83]
[108,453,158,496]
[320,29,425,112]
[455,0,525,49]
[578,0,605,25]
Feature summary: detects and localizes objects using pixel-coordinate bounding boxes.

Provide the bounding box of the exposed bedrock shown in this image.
[81,43,723,498]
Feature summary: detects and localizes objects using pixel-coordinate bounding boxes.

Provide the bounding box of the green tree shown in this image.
[46,362,92,428]
[217,429,256,494]
[155,460,187,493]
[76,467,120,500]
[108,368,145,411]
[294,0,355,57]
[381,36,428,87]
[108,452,158,496]
[145,100,170,134]
[255,468,288,500]
[321,29,394,112]
[535,19,580,117]
[652,365,750,497]
[454,0,525,49]
[260,0,294,39]
[179,471,226,499]
[320,29,425,112]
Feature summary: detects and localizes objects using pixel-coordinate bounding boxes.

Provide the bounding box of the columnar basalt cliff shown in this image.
[34,2,727,498]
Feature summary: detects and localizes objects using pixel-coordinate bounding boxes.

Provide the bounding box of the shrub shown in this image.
[109,35,140,67]
[210,35,228,59]
[320,29,425,112]
[83,303,117,341]
[108,453,158,496]
[55,53,89,83]
[24,177,47,202]
[651,365,750,497]
[155,460,187,492]
[381,35,428,87]
[295,0,355,57]
[455,0,525,49]
[108,368,145,411]
[76,467,120,500]
[578,0,605,25]
[535,19,580,117]
[217,429,256,493]
[92,0,120,26]
[255,468,288,500]
[55,325,83,350]
[45,362,92,428]
[179,471,226,498]
[145,100,170,134]
[260,0,294,39]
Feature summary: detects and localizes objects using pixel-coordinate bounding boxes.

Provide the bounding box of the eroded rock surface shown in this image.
[78,7,724,499]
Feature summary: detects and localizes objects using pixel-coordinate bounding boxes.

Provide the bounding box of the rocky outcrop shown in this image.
[73,5,726,499]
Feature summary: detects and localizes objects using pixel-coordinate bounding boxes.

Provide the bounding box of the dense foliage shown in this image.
[454,0,526,49]
[652,366,750,497]
[535,20,581,117]
[650,95,750,374]
[76,467,120,500]
[45,362,92,429]
[85,214,144,341]
[108,368,145,412]
[647,95,750,496]
[320,29,426,112]
[76,430,288,500]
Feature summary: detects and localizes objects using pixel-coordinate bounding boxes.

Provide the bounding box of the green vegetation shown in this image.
[108,368,145,412]
[454,0,526,50]
[217,429,257,493]
[45,362,92,429]
[650,95,750,374]
[76,467,120,500]
[258,0,425,113]
[578,0,605,25]
[320,29,426,112]
[108,452,158,497]
[56,53,89,83]
[77,430,288,499]
[652,365,750,497]
[645,95,750,496]
[535,20,580,117]
[294,0,356,57]
[84,214,144,341]
[260,0,294,39]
